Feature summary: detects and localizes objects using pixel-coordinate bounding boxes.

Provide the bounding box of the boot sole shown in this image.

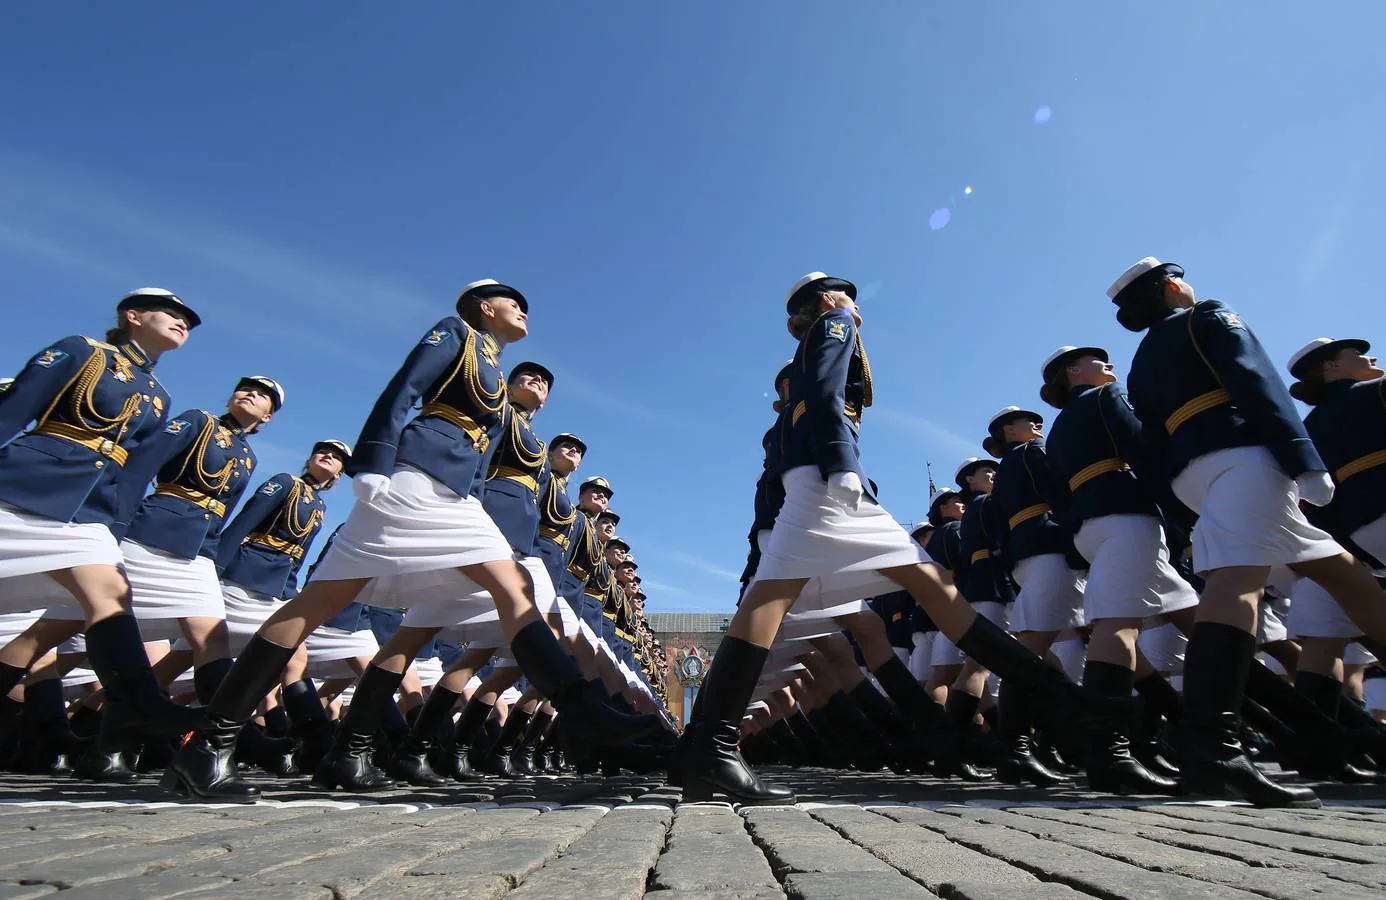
[1180,773,1323,809]
[310,773,397,792]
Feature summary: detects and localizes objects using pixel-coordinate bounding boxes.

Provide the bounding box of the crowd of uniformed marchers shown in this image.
[1,259,1385,810]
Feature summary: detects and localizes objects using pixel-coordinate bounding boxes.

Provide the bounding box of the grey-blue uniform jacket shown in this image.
[957,491,1015,605]
[778,308,875,500]
[992,438,1072,565]
[121,409,256,561]
[537,471,580,594]
[1301,378,1386,565]
[1127,299,1324,481]
[350,317,508,501]
[218,472,328,599]
[1046,382,1191,534]
[0,336,170,529]
[480,405,548,556]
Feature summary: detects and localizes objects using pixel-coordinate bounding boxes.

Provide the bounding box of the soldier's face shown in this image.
[580,488,610,514]
[1067,355,1117,387]
[617,565,636,584]
[483,296,528,342]
[966,466,996,494]
[1329,348,1384,381]
[508,372,549,410]
[132,308,192,351]
[941,497,965,520]
[597,519,616,541]
[1002,417,1042,444]
[229,386,275,426]
[307,450,344,481]
[549,443,582,475]
[605,545,626,565]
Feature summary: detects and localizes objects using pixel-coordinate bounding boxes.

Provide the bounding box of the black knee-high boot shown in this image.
[442,697,493,780]
[85,615,204,741]
[387,685,457,786]
[509,622,660,755]
[1179,623,1319,808]
[187,658,294,771]
[20,679,77,777]
[1245,660,1359,780]
[1293,671,1377,782]
[513,709,552,775]
[1132,671,1181,777]
[479,706,532,778]
[671,636,794,804]
[282,678,333,772]
[848,680,914,773]
[954,615,1131,726]
[1083,661,1178,795]
[312,665,401,791]
[0,662,27,699]
[161,635,296,801]
[939,690,993,780]
[872,656,969,774]
[994,679,1071,786]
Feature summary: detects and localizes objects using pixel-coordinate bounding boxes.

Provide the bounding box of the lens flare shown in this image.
[928,208,951,231]
[1033,105,1052,124]
[963,185,974,195]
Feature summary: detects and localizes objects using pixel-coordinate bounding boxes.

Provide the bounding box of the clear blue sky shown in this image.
[2,3,1383,612]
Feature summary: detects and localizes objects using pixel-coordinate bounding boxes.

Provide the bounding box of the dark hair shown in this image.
[1040,377,1070,410]
[1114,274,1172,332]
[1288,378,1325,406]
[105,312,132,345]
[787,293,827,341]
[456,294,488,329]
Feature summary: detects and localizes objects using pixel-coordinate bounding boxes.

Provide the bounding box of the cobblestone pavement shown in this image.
[2,768,1385,898]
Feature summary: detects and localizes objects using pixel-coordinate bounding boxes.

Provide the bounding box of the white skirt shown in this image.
[222,583,280,655]
[1287,572,1362,640]
[753,467,928,607]
[1257,594,1289,645]
[1010,554,1085,633]
[0,610,43,641]
[1345,643,1376,666]
[547,596,580,638]
[1050,636,1088,683]
[400,555,555,629]
[41,539,225,629]
[1138,621,1187,675]
[908,635,932,680]
[0,501,123,579]
[1366,678,1386,713]
[1172,446,1343,573]
[753,529,874,618]
[1352,513,1386,574]
[309,467,513,584]
[415,655,444,687]
[1075,514,1199,623]
[305,625,379,664]
[930,600,1008,666]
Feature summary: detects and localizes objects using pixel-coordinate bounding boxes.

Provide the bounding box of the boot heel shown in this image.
[680,777,714,802]
[159,766,187,795]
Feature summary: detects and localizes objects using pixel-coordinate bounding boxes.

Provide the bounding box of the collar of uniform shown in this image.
[966,489,988,502]
[1070,383,1102,400]
[218,413,251,437]
[119,340,154,370]
[1320,379,1358,401]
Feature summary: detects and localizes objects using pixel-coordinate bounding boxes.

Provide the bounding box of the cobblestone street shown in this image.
[1,768,1384,898]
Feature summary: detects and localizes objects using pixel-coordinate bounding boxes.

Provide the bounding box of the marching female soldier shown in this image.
[216,439,352,772]
[164,280,656,801]
[1112,257,1386,807]
[673,272,1125,805]
[1041,344,1195,794]
[0,289,204,759]
[37,374,284,779]
[1285,337,1386,768]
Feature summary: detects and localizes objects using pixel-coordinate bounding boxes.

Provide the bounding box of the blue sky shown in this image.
[2,3,1383,612]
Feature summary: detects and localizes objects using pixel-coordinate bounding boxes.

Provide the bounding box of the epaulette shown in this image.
[81,336,117,351]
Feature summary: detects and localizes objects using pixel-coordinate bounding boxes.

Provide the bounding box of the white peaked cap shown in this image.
[1287,337,1370,378]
